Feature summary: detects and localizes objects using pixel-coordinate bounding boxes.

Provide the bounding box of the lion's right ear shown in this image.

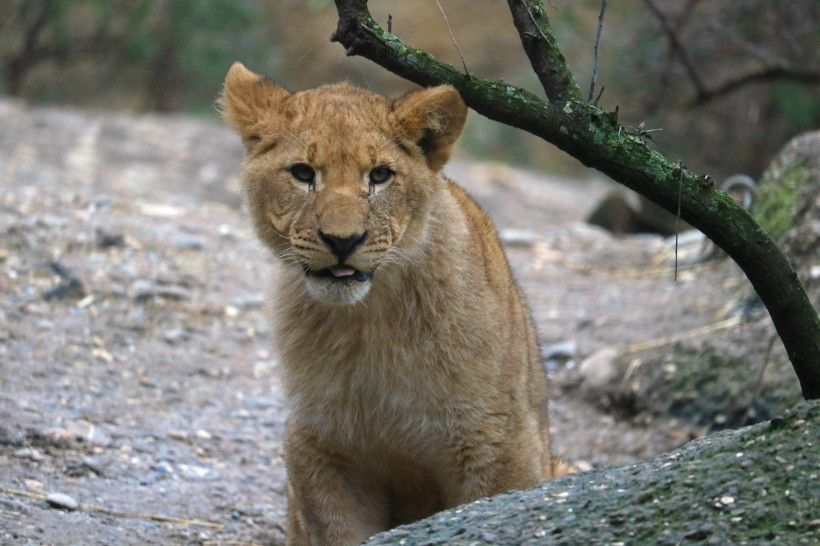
[218,62,290,145]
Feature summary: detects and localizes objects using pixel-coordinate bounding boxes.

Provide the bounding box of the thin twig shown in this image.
[434,0,469,75]
[1,488,224,529]
[674,160,685,281]
[642,0,707,96]
[588,0,607,102]
[625,316,741,354]
[593,85,605,106]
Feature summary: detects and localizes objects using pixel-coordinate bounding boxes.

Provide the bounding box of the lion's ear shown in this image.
[218,62,290,145]
[391,85,467,172]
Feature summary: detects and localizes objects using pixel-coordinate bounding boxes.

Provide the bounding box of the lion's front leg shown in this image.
[284,425,387,546]
[441,419,551,507]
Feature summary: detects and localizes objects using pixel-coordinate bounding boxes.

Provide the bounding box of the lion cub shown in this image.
[221,62,563,546]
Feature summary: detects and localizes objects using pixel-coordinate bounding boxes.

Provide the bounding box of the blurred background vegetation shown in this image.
[1,0,818,180]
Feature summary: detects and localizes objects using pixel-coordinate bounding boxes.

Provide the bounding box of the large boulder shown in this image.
[754,130,820,306]
[364,401,819,545]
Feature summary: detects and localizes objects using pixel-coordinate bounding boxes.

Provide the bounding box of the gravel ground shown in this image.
[0,99,795,545]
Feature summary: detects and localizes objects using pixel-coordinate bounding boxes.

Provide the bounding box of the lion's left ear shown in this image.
[391,85,467,172]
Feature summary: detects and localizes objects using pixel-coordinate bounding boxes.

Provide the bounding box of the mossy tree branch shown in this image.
[505,0,582,102]
[331,0,820,400]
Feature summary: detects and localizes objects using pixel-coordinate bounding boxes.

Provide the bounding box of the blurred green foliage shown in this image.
[0,0,817,179]
[0,0,278,111]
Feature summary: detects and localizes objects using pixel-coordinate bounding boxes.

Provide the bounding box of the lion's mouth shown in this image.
[307,265,372,282]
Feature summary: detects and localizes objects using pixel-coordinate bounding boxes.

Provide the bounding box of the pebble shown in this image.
[178,463,217,481]
[46,492,79,511]
[131,279,155,300]
[163,328,191,344]
[542,340,577,362]
[541,339,578,372]
[579,347,621,389]
[171,235,204,251]
[231,294,266,310]
[244,398,276,410]
[14,448,46,461]
[499,228,539,246]
[153,461,174,475]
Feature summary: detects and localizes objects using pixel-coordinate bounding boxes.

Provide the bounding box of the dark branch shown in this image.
[690,65,820,107]
[642,0,707,96]
[505,0,582,102]
[644,0,820,108]
[331,0,820,399]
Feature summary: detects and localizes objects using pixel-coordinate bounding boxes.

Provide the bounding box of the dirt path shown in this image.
[0,100,775,545]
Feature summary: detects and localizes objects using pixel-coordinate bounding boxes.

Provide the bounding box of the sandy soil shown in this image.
[0,100,788,545]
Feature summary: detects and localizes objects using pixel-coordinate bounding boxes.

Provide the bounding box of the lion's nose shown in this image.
[318,231,367,261]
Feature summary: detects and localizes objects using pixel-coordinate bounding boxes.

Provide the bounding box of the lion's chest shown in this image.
[276,310,462,451]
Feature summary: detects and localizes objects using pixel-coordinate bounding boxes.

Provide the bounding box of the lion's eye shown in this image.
[289,163,316,184]
[369,166,394,185]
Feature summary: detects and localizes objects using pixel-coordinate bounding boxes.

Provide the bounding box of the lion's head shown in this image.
[220,63,467,305]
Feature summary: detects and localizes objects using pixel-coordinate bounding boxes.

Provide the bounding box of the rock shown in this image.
[171,235,204,251]
[178,464,218,481]
[13,448,46,462]
[587,190,686,236]
[230,293,266,310]
[163,328,191,344]
[754,130,820,307]
[579,347,620,390]
[363,401,820,546]
[131,279,155,300]
[541,340,577,372]
[42,262,85,301]
[46,492,79,512]
[541,340,576,361]
[498,228,539,246]
[95,228,126,249]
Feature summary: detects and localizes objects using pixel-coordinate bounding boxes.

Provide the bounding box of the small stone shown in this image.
[46,492,79,511]
[244,398,276,410]
[719,496,735,505]
[579,347,620,389]
[14,448,46,461]
[499,228,539,246]
[541,340,577,362]
[178,463,216,480]
[168,430,189,441]
[171,235,204,251]
[131,279,155,300]
[684,523,713,540]
[153,461,174,475]
[163,328,190,344]
[231,294,266,310]
[154,285,191,301]
[96,228,126,249]
[740,459,754,469]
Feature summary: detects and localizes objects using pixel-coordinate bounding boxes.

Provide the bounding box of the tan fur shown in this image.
[221,62,565,546]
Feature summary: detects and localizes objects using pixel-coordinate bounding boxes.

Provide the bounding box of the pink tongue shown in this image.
[329,265,356,278]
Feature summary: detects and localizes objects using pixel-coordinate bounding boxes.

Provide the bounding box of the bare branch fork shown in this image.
[642,0,820,107]
[330,0,820,399]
